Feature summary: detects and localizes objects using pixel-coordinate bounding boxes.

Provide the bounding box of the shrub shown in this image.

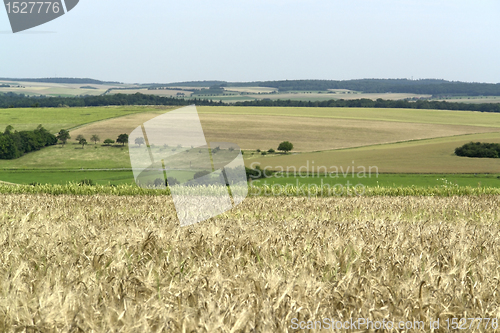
[167,177,180,186]
[79,179,95,186]
[153,178,165,187]
[193,170,211,179]
[268,148,275,153]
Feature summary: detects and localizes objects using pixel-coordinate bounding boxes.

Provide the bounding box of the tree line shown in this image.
[0,125,57,159]
[0,92,220,108]
[233,98,500,113]
[2,91,500,113]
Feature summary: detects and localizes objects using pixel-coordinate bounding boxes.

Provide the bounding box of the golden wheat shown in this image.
[1,195,500,332]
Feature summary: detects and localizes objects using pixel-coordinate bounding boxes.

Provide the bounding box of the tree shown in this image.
[135,137,145,147]
[4,125,13,135]
[277,141,293,153]
[56,129,71,147]
[79,138,87,149]
[0,134,19,159]
[103,139,115,146]
[116,134,129,146]
[91,134,100,145]
[75,134,85,142]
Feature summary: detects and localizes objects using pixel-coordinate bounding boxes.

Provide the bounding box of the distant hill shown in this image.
[2,91,500,113]
[0,77,121,85]
[2,77,500,96]
[162,79,500,96]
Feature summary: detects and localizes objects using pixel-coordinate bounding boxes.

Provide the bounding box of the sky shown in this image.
[1,0,499,84]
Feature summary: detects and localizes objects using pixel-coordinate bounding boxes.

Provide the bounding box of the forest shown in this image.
[0,125,57,159]
[455,142,500,158]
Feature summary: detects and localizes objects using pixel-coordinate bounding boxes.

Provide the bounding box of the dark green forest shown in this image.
[0,92,222,108]
[0,125,57,159]
[455,142,500,158]
[233,98,500,112]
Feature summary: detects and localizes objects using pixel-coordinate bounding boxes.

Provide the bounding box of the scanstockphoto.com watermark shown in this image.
[247,161,379,197]
[249,179,366,197]
[291,317,499,331]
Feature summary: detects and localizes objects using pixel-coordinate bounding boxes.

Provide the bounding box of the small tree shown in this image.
[4,125,13,135]
[116,134,129,146]
[166,177,180,186]
[56,129,71,147]
[75,134,85,142]
[277,141,293,154]
[135,137,145,147]
[91,134,100,145]
[104,139,115,146]
[79,138,87,149]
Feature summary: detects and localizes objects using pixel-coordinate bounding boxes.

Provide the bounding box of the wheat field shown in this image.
[1,195,500,332]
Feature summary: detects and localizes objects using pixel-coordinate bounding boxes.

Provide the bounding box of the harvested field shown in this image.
[250,131,500,173]
[70,106,500,152]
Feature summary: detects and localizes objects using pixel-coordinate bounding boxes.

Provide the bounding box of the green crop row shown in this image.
[1,183,500,197]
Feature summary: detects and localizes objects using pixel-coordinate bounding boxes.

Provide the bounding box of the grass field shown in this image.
[2,105,500,184]
[1,194,500,332]
[2,167,500,188]
[69,109,170,143]
[0,169,135,185]
[0,106,153,133]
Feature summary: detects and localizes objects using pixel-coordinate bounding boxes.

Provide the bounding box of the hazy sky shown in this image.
[1,0,499,83]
